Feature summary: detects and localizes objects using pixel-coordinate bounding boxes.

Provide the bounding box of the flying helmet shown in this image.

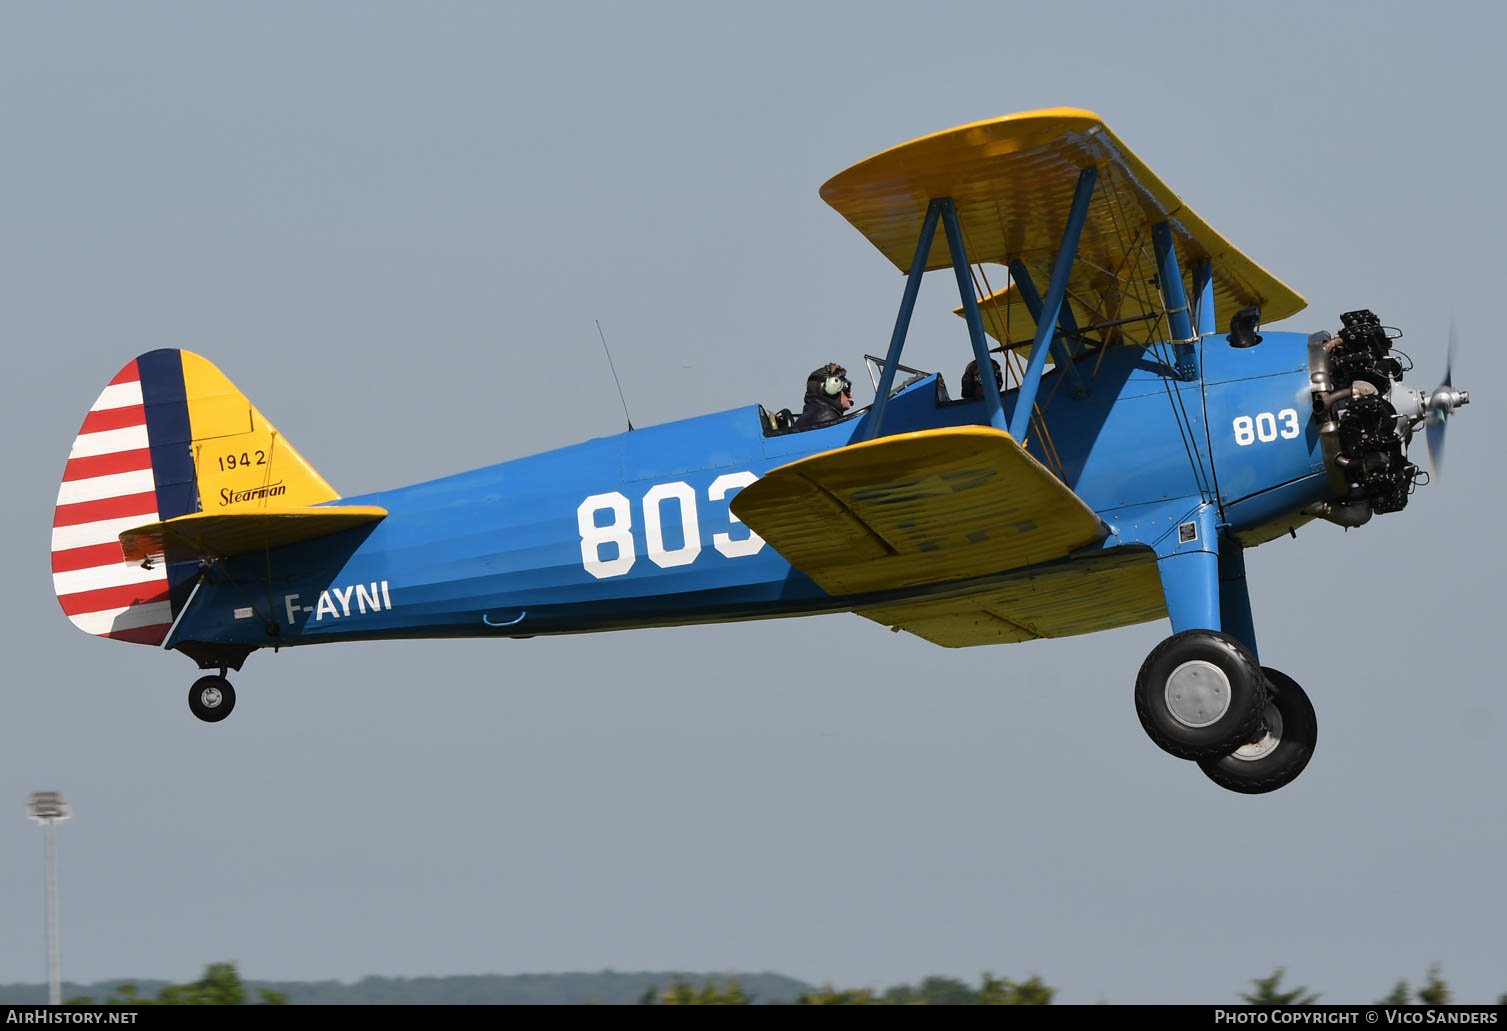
[961,358,1003,398]
[806,362,852,402]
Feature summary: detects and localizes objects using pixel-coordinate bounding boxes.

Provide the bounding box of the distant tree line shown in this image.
[1240,967,1489,1007]
[2,962,1499,1005]
[642,967,1504,1006]
[63,963,285,1006]
[639,972,1054,1005]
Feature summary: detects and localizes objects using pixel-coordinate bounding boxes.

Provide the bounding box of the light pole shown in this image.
[26,792,70,1006]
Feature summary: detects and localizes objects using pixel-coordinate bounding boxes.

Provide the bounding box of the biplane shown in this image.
[51,108,1469,793]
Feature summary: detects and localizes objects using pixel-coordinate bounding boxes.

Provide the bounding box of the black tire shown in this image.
[1134,630,1266,761]
[188,675,236,723]
[1198,668,1317,794]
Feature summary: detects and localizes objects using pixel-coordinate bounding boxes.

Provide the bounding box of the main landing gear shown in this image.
[1197,668,1317,795]
[189,672,236,723]
[1135,513,1321,794]
[1134,630,1266,761]
[1135,633,1318,794]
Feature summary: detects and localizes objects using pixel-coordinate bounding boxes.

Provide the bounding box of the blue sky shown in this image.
[3,1,1503,1004]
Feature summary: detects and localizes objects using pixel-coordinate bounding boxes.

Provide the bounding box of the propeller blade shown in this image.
[1426,316,1459,478]
[1426,414,1446,478]
[1444,316,1456,389]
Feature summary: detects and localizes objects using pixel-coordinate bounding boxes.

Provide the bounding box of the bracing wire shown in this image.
[1055,168,1202,515]
[1099,170,1212,498]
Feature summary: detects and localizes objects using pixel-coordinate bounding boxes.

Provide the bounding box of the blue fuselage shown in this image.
[170,333,1330,653]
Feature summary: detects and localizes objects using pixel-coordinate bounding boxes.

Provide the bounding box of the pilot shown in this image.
[961,357,1004,400]
[795,362,853,428]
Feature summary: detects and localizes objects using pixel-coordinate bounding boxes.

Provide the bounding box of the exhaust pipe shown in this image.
[1304,499,1373,529]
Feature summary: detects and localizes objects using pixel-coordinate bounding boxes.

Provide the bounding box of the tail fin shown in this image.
[52,349,339,645]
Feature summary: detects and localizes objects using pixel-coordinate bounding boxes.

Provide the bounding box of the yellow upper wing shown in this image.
[822,108,1305,344]
[952,283,1100,354]
[729,426,1104,597]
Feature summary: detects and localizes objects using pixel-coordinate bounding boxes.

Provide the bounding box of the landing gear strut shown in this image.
[189,673,236,723]
[1140,520,1320,792]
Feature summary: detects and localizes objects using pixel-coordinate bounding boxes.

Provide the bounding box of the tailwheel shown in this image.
[1198,668,1317,794]
[1134,629,1266,761]
[189,675,236,723]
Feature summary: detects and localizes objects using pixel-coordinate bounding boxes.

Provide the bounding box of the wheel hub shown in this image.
[1230,702,1284,762]
[199,686,224,709]
[1164,660,1232,728]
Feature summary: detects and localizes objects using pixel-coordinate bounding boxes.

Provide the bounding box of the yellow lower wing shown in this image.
[858,547,1166,647]
[730,426,1104,596]
[120,506,388,567]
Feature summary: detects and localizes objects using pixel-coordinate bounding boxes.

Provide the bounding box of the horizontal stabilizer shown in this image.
[120,506,388,567]
[730,427,1103,596]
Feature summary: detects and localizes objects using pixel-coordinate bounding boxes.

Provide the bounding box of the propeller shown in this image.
[1423,318,1469,477]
